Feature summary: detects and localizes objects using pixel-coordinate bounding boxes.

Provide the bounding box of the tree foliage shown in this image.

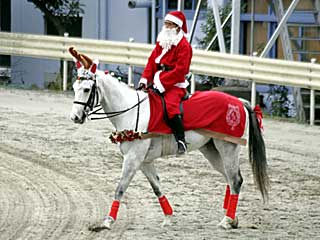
[196,3,232,88]
[28,0,84,90]
[197,3,232,52]
[28,0,84,36]
[268,85,291,117]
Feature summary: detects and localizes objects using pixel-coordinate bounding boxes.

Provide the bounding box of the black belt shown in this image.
[157,64,172,71]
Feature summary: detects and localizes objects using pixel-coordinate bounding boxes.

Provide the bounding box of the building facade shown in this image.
[0,0,319,89]
[0,0,210,88]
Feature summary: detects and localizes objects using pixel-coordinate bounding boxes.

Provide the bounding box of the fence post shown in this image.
[190,73,195,94]
[310,58,316,125]
[251,52,258,108]
[128,37,134,87]
[63,32,69,91]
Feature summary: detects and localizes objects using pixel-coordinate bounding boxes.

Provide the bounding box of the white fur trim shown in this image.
[93,59,99,65]
[165,14,183,27]
[139,78,148,85]
[155,49,168,63]
[155,30,183,63]
[153,70,165,93]
[174,80,189,88]
[241,106,250,143]
[173,30,184,46]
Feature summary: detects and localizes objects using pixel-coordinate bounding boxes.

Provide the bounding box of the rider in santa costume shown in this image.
[138,10,192,154]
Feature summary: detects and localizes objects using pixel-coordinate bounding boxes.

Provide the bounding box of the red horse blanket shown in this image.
[148,90,246,138]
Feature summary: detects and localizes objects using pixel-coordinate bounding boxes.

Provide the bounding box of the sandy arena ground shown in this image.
[0,87,319,240]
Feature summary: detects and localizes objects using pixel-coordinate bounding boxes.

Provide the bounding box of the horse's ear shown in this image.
[80,54,93,70]
[68,47,93,70]
[69,47,81,61]
[69,47,82,69]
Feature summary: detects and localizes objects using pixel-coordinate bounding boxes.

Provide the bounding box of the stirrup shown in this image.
[177,140,187,154]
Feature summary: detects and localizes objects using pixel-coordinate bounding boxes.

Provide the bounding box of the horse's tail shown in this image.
[244,102,270,202]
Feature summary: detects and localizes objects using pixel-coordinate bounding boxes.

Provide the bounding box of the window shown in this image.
[167,0,207,10]
[0,0,11,67]
[185,0,192,9]
[168,0,177,9]
[45,16,82,37]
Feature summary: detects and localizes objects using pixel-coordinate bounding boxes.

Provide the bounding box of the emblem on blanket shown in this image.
[109,130,142,144]
[226,104,241,130]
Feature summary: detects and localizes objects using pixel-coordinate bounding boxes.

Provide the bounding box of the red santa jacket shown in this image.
[140,31,192,93]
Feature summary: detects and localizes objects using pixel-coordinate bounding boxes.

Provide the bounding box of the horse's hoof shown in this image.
[88,217,115,232]
[218,216,238,230]
[102,216,115,230]
[161,215,172,228]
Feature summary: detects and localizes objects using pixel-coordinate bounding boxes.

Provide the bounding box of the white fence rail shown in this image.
[1,32,320,89]
[1,31,319,123]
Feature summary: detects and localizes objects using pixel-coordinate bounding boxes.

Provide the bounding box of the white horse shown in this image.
[69,48,269,231]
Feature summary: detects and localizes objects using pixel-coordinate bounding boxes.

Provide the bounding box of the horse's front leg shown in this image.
[102,139,151,230]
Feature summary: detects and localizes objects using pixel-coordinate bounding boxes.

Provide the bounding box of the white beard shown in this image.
[157,26,178,51]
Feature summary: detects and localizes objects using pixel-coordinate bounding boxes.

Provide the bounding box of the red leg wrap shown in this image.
[223,185,231,210]
[226,194,239,220]
[108,200,120,220]
[158,195,173,215]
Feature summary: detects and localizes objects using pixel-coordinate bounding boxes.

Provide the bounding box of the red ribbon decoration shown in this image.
[90,63,97,74]
[110,130,142,144]
[75,61,82,69]
[253,105,264,131]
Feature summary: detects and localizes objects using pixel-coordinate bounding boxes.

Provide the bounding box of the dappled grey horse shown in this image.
[69,48,269,231]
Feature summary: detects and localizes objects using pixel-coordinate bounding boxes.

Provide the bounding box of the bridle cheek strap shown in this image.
[73,83,98,112]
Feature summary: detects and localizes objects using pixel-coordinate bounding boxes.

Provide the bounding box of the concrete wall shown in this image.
[106,1,149,43]
[9,0,151,88]
[7,0,210,88]
[82,0,107,40]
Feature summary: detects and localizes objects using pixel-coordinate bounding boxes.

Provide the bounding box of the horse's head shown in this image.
[70,78,97,124]
[69,47,98,124]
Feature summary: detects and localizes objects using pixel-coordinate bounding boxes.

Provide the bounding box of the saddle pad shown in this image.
[148,90,246,138]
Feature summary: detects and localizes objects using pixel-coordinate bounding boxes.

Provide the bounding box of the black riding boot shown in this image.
[168,115,187,154]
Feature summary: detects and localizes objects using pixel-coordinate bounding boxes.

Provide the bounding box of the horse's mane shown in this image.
[104,73,136,92]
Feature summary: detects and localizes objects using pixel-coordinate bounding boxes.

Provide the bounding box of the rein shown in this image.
[89,92,147,132]
[89,93,147,120]
[73,80,147,132]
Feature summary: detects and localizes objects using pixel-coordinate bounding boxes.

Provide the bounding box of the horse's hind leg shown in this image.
[214,139,243,229]
[199,139,231,213]
[140,162,173,227]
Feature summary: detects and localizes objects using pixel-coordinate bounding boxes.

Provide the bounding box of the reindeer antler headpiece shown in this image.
[69,47,93,70]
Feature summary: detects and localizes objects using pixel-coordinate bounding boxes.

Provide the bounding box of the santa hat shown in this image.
[164,11,187,34]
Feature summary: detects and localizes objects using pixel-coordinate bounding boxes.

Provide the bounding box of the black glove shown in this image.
[136,83,146,91]
[152,86,163,96]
